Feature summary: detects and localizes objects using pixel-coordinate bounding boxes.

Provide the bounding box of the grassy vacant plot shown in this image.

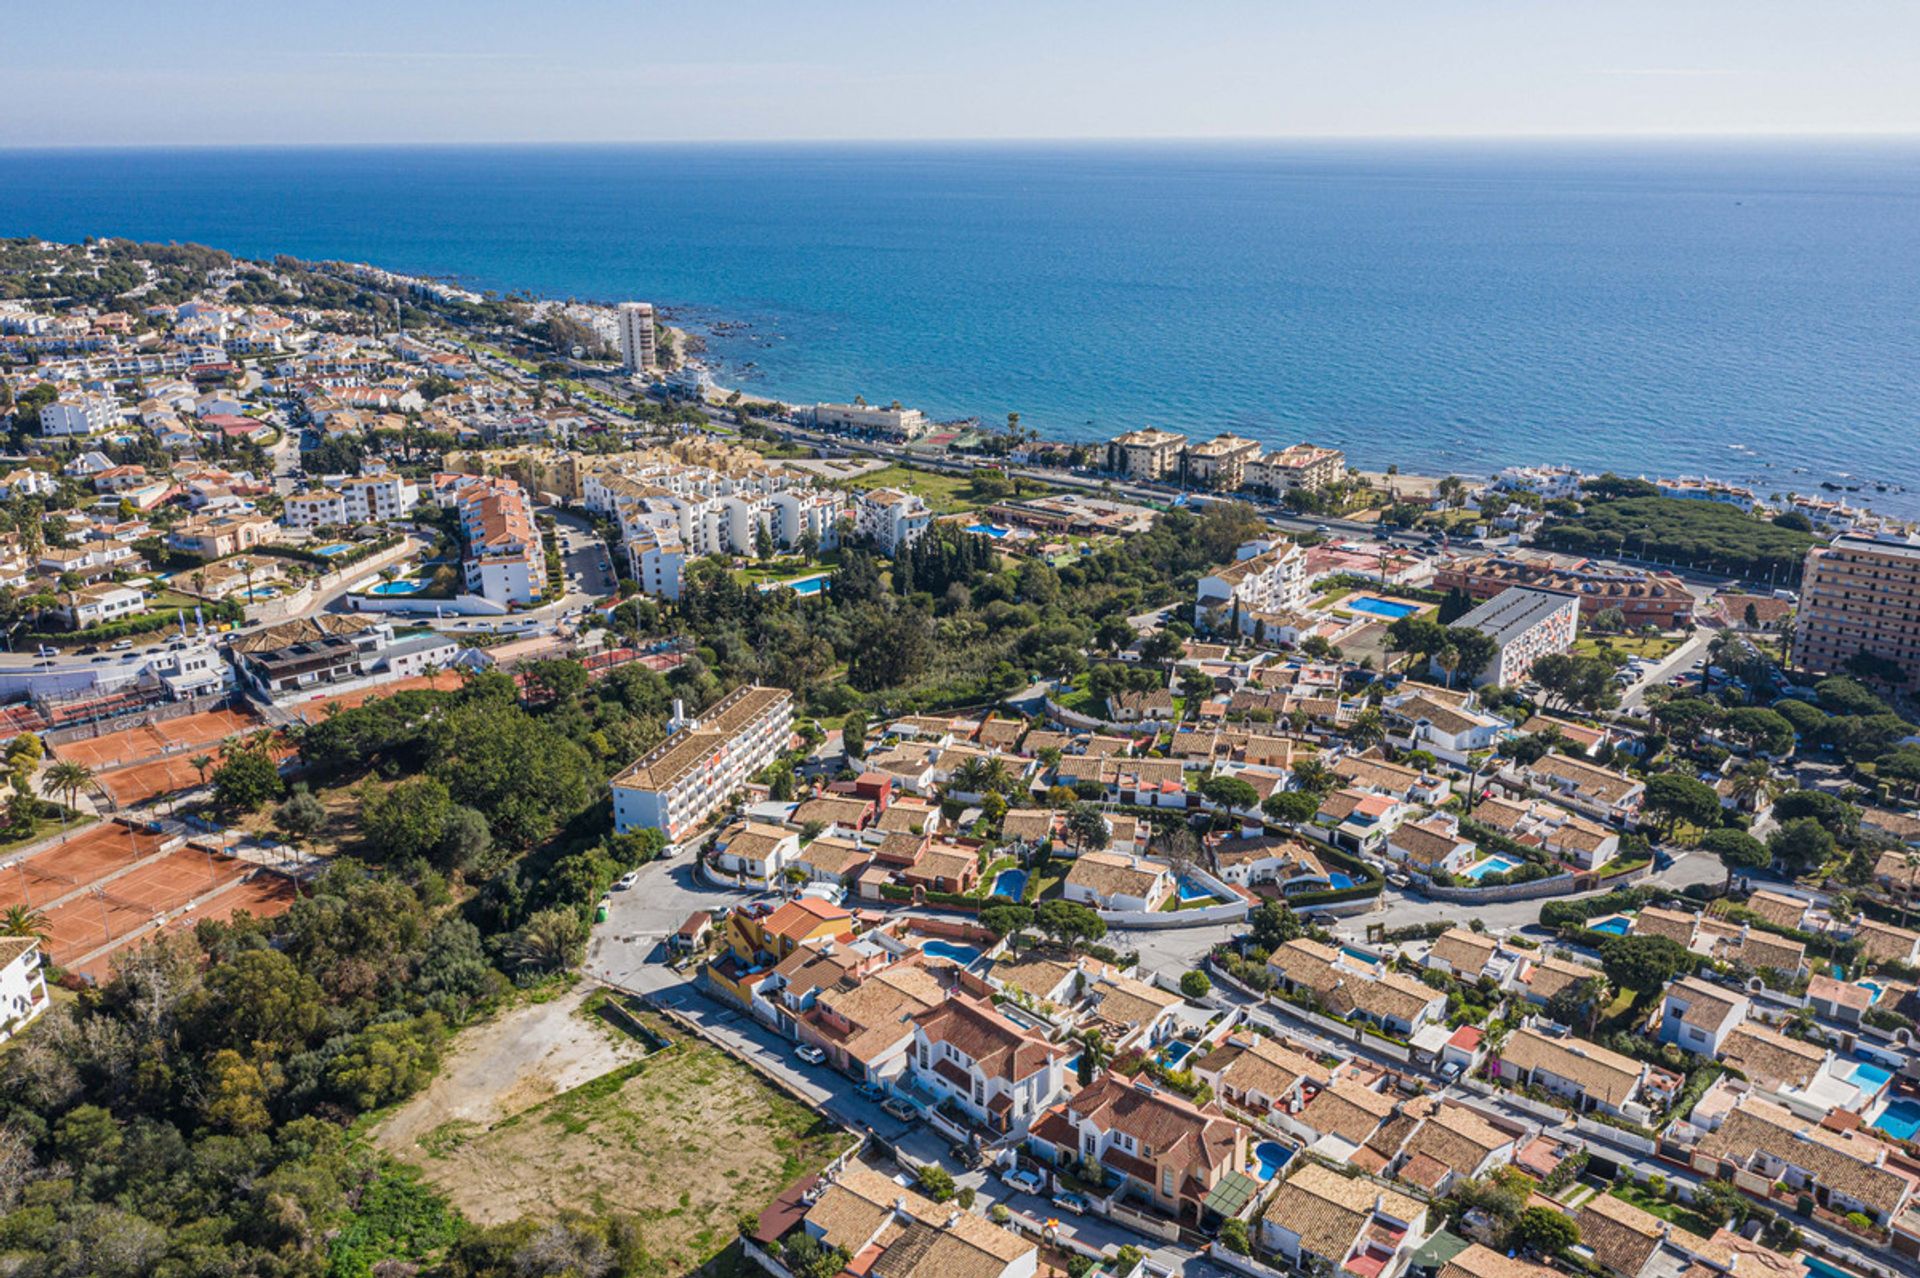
[395,1004,852,1275]
[839,463,1004,514]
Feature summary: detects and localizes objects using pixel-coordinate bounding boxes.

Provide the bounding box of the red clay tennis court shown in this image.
[94,736,297,808]
[288,674,448,721]
[39,848,252,966]
[52,707,265,771]
[67,874,302,982]
[0,820,170,911]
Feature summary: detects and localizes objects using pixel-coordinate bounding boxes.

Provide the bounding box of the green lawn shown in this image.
[839,464,1036,515]
[1574,634,1684,662]
[1609,1182,1720,1239]
[733,550,843,585]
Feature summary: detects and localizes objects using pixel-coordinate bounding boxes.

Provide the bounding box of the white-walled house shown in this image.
[0,939,48,1042]
[908,993,1069,1135]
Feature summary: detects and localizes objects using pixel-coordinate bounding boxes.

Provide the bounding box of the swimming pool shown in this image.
[1160,1041,1194,1068]
[1848,1058,1894,1090]
[1176,877,1221,903]
[991,869,1029,899]
[314,542,356,556]
[920,940,982,965]
[965,524,1010,539]
[1805,1259,1860,1278]
[1872,1097,1920,1142]
[1346,596,1420,621]
[1328,872,1356,890]
[1858,979,1886,1004]
[1340,945,1381,966]
[1589,915,1633,936]
[1253,1141,1294,1181]
[1464,855,1521,882]
[780,574,831,596]
[368,579,424,596]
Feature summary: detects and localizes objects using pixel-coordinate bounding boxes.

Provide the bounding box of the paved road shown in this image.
[1618,621,1719,712]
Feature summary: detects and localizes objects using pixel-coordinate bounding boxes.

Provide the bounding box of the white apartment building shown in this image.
[807,402,931,439]
[337,473,420,522]
[769,487,846,551]
[617,301,657,374]
[1450,586,1580,687]
[854,488,931,553]
[610,684,793,837]
[626,528,689,600]
[1194,539,1308,635]
[1248,443,1345,495]
[59,582,146,628]
[282,489,348,529]
[458,478,545,606]
[39,392,120,436]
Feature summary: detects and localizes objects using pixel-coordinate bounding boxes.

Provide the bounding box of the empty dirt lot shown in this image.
[375,987,850,1276]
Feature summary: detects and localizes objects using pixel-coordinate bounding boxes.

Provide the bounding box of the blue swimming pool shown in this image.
[1254,1141,1294,1181]
[1328,872,1356,889]
[991,869,1029,899]
[368,579,423,595]
[1161,1041,1194,1067]
[920,940,982,965]
[1347,596,1420,620]
[314,542,356,556]
[1804,1259,1859,1278]
[1848,1058,1894,1090]
[1340,945,1381,966]
[1176,877,1220,903]
[785,574,831,596]
[965,524,1010,539]
[1858,979,1886,1004]
[1872,1098,1920,1142]
[1464,855,1521,882]
[1589,915,1633,936]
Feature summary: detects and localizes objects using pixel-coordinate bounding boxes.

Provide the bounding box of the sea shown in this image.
[2,140,1917,512]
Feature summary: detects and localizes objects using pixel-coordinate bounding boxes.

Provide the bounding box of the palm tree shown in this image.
[1349,708,1385,750]
[1434,644,1461,691]
[189,754,216,790]
[41,760,94,830]
[423,661,442,691]
[0,904,48,943]
[1728,760,1776,813]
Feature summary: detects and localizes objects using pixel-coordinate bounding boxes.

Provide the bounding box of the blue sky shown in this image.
[6,1,1917,146]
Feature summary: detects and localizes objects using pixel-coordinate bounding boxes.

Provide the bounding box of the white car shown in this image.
[1001,1168,1045,1195]
[794,1044,827,1066]
[613,870,640,891]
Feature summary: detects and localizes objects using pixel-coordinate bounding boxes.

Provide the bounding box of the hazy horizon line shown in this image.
[5,128,1920,154]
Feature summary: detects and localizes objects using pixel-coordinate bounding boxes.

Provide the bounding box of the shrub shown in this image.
[1179,970,1211,999]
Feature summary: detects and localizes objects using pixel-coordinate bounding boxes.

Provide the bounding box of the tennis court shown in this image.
[52,707,264,771]
[38,848,251,965]
[68,874,301,982]
[0,820,170,911]
[288,674,447,721]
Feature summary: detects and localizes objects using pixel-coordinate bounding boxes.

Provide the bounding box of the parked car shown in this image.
[854,1081,885,1102]
[1001,1168,1045,1195]
[1052,1192,1089,1215]
[794,1044,826,1066]
[110,639,134,651]
[879,1096,917,1122]
[1440,1060,1463,1082]
[613,870,640,891]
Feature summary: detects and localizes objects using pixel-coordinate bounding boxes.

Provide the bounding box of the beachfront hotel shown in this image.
[610,684,794,838]
[1796,532,1920,686]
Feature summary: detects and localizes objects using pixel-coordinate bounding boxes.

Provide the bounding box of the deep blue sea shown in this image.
[2,141,1917,510]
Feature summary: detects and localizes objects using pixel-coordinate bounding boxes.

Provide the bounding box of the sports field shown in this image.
[52,708,263,771]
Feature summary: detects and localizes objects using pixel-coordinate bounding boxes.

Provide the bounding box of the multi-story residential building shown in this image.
[854,488,931,553]
[1448,586,1580,687]
[626,527,690,600]
[457,478,545,605]
[1027,1074,1252,1227]
[792,1165,1037,1278]
[1504,753,1645,827]
[1249,443,1345,495]
[1494,465,1584,500]
[1194,540,1308,637]
[167,512,275,560]
[1796,533,1920,686]
[1380,690,1509,765]
[283,488,348,529]
[1062,852,1174,913]
[1182,433,1262,491]
[337,473,419,522]
[709,821,801,890]
[1106,428,1188,482]
[232,617,458,700]
[1432,553,1694,627]
[617,301,656,373]
[768,487,846,551]
[610,684,793,837]
[807,402,931,439]
[0,938,50,1043]
[908,993,1069,1134]
[1695,1094,1916,1227]
[58,582,144,628]
[39,392,119,436]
